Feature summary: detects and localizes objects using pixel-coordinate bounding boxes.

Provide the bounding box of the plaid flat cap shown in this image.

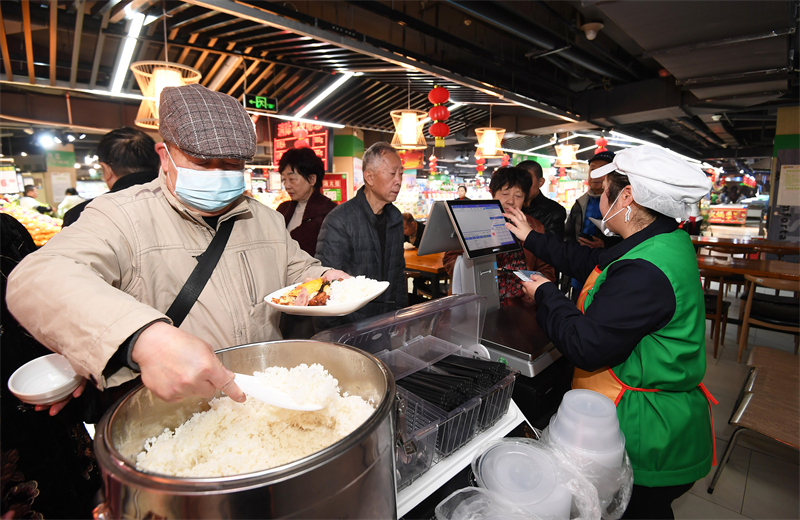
[159,84,256,160]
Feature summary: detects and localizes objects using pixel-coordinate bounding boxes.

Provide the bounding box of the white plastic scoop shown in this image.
[232,373,325,411]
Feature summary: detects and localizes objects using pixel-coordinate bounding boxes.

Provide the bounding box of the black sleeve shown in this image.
[551,205,567,239]
[524,230,603,283]
[534,259,676,371]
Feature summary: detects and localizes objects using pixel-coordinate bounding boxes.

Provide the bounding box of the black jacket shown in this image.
[565,191,623,248]
[523,192,567,239]
[315,187,407,325]
[62,169,159,227]
[524,216,679,371]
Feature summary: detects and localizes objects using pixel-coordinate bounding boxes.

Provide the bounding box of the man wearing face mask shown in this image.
[503,146,715,519]
[7,84,345,408]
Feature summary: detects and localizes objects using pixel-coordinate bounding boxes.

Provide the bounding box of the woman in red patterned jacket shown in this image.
[444,167,556,307]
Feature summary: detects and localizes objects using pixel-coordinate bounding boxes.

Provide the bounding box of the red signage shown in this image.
[322,173,347,204]
[708,207,747,225]
[274,121,330,171]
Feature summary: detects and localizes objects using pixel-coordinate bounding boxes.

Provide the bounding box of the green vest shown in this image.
[584,229,712,487]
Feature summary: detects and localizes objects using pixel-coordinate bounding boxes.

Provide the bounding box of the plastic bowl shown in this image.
[472,439,572,518]
[8,354,82,405]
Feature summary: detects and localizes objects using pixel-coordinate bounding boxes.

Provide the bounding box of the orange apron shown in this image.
[571,267,719,465]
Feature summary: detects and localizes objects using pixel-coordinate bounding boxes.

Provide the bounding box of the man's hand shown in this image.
[519,273,552,300]
[322,269,351,282]
[34,378,87,416]
[578,236,605,249]
[503,207,533,242]
[132,322,245,403]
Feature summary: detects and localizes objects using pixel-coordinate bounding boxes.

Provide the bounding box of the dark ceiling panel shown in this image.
[657,38,788,80]
[597,1,791,50]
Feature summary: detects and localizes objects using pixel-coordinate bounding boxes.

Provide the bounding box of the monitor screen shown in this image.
[417,201,463,256]
[446,200,520,259]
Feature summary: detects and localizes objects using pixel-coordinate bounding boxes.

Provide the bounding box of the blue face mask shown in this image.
[166,147,245,213]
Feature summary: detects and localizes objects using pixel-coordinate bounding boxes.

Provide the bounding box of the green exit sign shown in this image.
[246,95,278,113]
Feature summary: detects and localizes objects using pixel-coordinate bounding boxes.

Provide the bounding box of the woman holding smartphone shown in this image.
[503,146,714,520]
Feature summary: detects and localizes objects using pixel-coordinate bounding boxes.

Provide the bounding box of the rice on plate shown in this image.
[136,363,374,477]
[328,276,385,304]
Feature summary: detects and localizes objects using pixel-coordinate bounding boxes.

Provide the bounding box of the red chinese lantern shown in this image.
[428,85,451,147]
[476,156,486,166]
[428,105,450,122]
[428,154,438,173]
[558,167,567,176]
[428,85,450,105]
[293,126,308,140]
[595,137,608,148]
[294,139,309,149]
[596,147,608,154]
[501,153,510,167]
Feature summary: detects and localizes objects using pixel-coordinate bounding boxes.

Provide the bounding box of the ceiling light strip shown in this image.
[110,13,146,94]
[293,72,354,118]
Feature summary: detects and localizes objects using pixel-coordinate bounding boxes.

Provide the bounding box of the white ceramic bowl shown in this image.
[265,280,390,316]
[8,353,82,405]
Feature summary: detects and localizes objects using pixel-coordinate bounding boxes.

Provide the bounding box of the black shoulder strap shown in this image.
[166,218,235,328]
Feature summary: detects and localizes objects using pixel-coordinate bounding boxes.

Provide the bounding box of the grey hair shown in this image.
[362,141,399,173]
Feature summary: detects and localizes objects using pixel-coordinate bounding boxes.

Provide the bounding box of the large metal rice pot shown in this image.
[93,340,397,519]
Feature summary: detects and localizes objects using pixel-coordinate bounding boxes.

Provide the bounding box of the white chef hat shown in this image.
[591,145,712,220]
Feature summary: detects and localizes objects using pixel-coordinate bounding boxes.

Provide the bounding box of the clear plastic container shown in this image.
[374,349,427,381]
[473,439,572,519]
[400,335,463,364]
[548,389,625,468]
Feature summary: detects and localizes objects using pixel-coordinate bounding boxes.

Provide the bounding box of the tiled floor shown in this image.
[673,285,799,520]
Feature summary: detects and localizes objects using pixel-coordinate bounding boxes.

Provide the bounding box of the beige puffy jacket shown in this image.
[6,170,329,389]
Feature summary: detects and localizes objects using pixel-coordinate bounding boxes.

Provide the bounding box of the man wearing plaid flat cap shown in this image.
[8,84,347,410]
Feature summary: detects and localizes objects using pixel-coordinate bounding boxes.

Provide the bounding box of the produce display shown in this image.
[0,202,63,246]
[136,363,375,477]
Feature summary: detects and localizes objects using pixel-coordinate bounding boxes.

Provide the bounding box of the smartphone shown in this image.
[514,270,543,282]
[579,232,594,241]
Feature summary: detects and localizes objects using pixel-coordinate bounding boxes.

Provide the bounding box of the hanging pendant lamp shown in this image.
[391,80,427,150]
[475,105,505,158]
[131,6,201,129]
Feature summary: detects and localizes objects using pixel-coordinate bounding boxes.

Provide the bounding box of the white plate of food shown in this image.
[265,276,390,316]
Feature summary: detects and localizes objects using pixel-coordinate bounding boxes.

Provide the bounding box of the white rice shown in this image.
[135,363,374,477]
[328,276,383,304]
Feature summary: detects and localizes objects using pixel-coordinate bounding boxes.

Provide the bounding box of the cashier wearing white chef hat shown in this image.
[503,145,714,519]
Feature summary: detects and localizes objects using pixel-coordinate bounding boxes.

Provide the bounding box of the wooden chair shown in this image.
[708,347,799,494]
[737,274,800,362]
[699,269,731,359]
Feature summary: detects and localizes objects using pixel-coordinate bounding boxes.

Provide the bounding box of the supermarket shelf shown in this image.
[396,399,526,518]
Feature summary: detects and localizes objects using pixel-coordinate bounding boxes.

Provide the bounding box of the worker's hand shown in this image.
[322,269,351,282]
[132,322,245,404]
[578,236,605,249]
[519,273,552,300]
[34,378,87,416]
[503,207,533,242]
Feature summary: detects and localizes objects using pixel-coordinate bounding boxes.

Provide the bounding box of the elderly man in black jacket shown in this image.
[315,142,407,325]
[518,160,566,238]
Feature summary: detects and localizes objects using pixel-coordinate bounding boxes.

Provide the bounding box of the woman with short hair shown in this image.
[275,148,337,257]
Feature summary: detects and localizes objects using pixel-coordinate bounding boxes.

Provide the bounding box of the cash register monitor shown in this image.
[446,199,521,259]
[417,201,463,256]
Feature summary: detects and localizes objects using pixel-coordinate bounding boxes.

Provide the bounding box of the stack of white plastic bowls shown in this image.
[548,389,625,469]
[472,439,572,520]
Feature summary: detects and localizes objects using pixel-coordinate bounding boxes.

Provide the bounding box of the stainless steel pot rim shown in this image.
[96,340,395,491]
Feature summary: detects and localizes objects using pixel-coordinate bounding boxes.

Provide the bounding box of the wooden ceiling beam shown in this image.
[0,3,14,81]
[49,0,56,86]
[201,41,236,87]
[21,0,35,84]
[176,33,199,65]
[90,11,111,88]
[226,58,259,96]
[70,0,86,88]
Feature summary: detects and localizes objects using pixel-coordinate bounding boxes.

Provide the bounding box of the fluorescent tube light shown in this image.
[294,72,354,118]
[246,111,345,129]
[110,14,145,94]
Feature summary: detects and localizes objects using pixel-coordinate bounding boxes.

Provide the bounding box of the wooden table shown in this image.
[692,236,800,257]
[697,256,800,281]
[404,250,447,298]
